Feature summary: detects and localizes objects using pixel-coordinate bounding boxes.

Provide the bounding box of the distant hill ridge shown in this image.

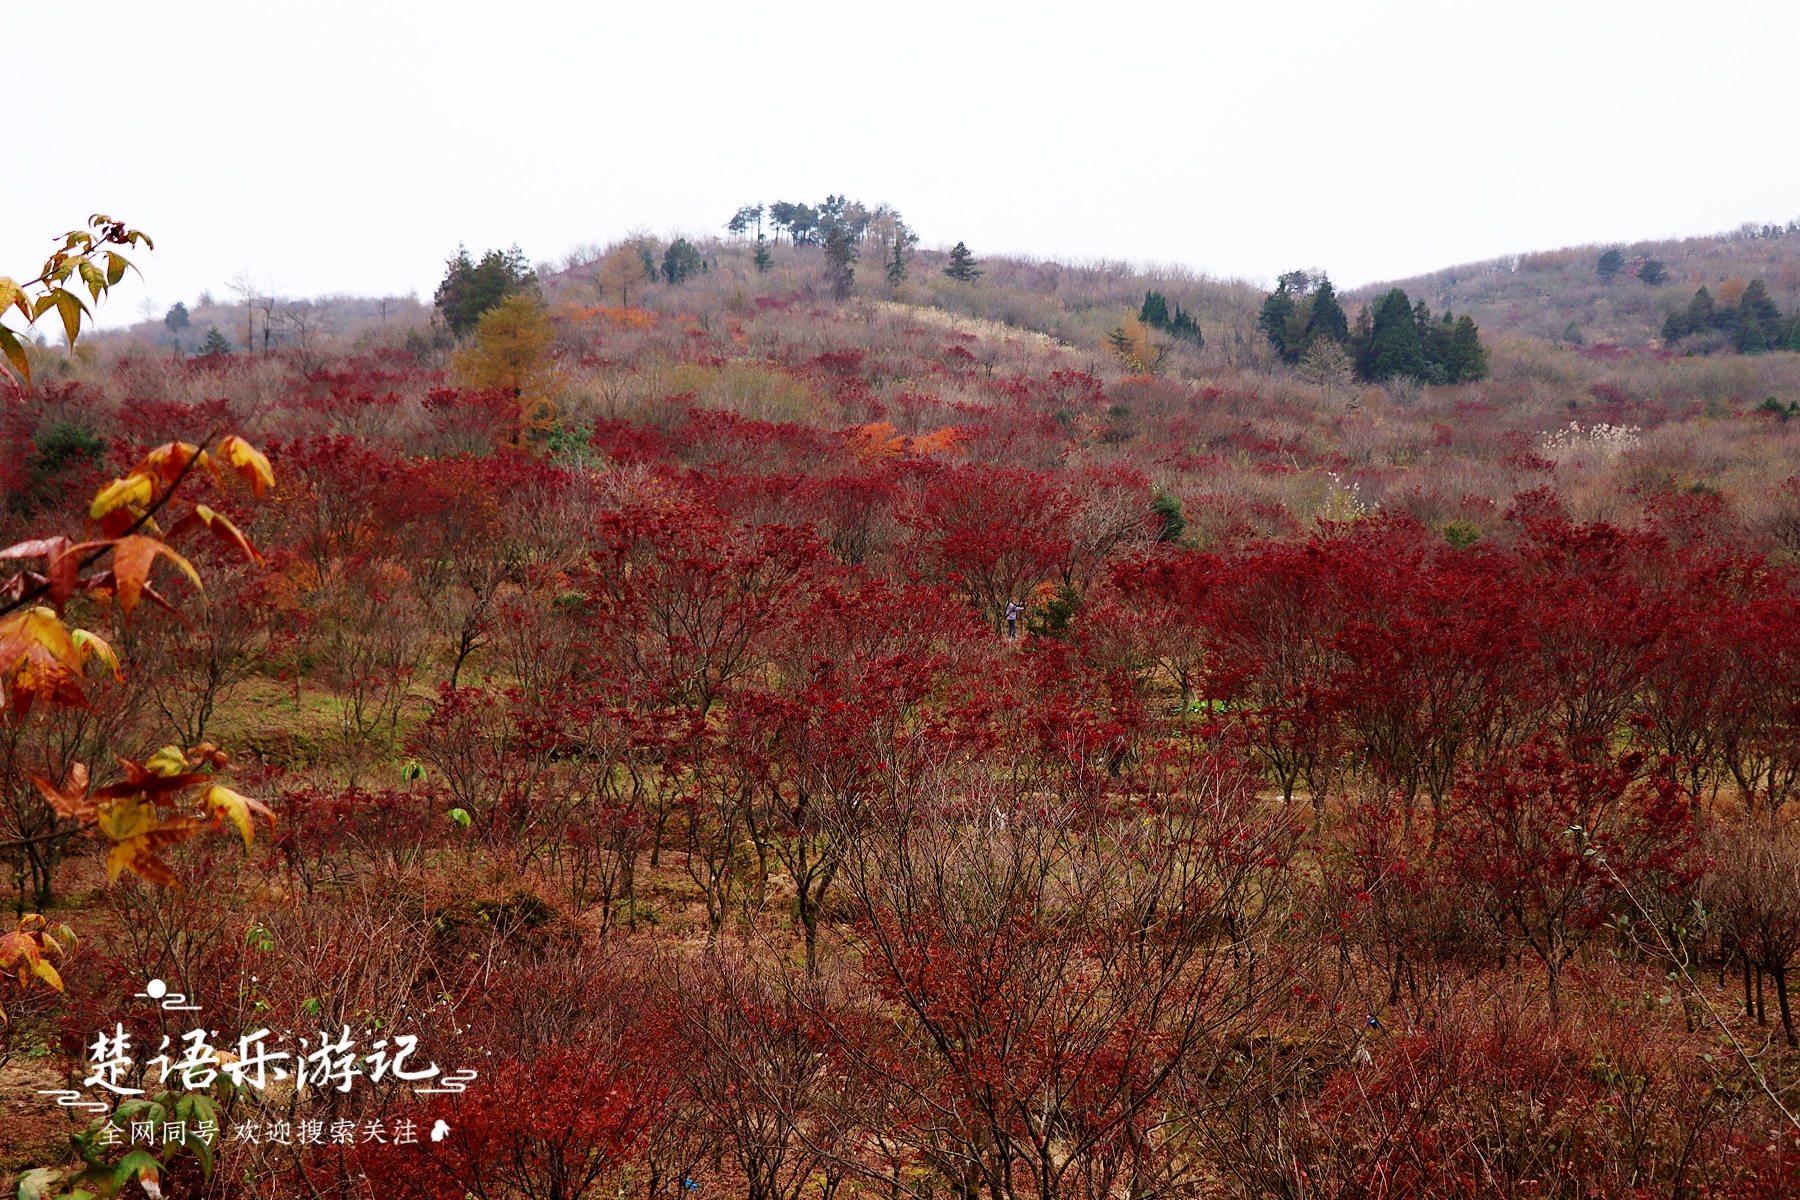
[1354,221,1800,348]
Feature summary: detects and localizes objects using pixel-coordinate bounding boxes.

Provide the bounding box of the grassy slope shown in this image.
[1353,225,1800,348]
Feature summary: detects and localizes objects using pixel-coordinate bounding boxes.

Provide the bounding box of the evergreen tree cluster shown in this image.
[1661,279,1800,354]
[1596,248,1668,286]
[730,196,917,288]
[1139,291,1203,347]
[1257,271,1350,367]
[435,245,537,337]
[1260,273,1487,385]
[764,195,876,246]
[1353,290,1489,385]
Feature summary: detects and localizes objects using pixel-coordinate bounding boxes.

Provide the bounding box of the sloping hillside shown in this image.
[543,238,1272,372]
[1353,221,1800,348]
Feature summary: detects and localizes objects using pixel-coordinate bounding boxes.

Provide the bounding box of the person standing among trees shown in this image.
[1005,598,1023,639]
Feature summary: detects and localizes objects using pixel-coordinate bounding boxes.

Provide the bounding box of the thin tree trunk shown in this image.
[1775,962,1796,1048]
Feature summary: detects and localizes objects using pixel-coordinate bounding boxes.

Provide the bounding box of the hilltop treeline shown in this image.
[1365,218,1800,347]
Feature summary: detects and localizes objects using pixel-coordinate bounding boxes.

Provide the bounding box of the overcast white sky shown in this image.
[6,0,1797,325]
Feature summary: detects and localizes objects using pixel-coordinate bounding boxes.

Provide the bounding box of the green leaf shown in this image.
[174,1093,217,1125]
[180,1129,214,1180]
[448,807,471,829]
[111,1148,160,1196]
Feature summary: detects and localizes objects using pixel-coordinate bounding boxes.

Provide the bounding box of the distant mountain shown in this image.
[1351,221,1800,348]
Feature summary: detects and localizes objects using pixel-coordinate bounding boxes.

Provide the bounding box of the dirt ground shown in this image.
[1,1057,78,1184]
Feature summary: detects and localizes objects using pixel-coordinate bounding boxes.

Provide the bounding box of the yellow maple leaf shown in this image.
[215,435,274,497]
[201,783,277,850]
[89,473,154,523]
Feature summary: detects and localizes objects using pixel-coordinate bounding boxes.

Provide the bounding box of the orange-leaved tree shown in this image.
[0,218,278,1030]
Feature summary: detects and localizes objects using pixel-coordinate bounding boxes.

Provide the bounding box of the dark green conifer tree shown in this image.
[195,326,232,357]
[1445,315,1488,382]
[435,244,537,336]
[886,221,918,285]
[822,225,858,298]
[1304,279,1349,347]
[662,238,702,285]
[1140,291,1170,329]
[1412,301,1451,384]
[1664,287,1714,344]
[1259,286,1297,362]
[1597,249,1625,280]
[1687,286,1717,331]
[1166,305,1203,346]
[1358,289,1428,382]
[1740,320,1771,354]
[1736,279,1783,353]
[1150,492,1185,543]
[943,242,982,281]
[753,235,773,273]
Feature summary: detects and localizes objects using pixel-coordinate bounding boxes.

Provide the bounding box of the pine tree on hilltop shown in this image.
[753,234,773,274]
[886,220,918,285]
[1597,249,1625,281]
[944,242,982,281]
